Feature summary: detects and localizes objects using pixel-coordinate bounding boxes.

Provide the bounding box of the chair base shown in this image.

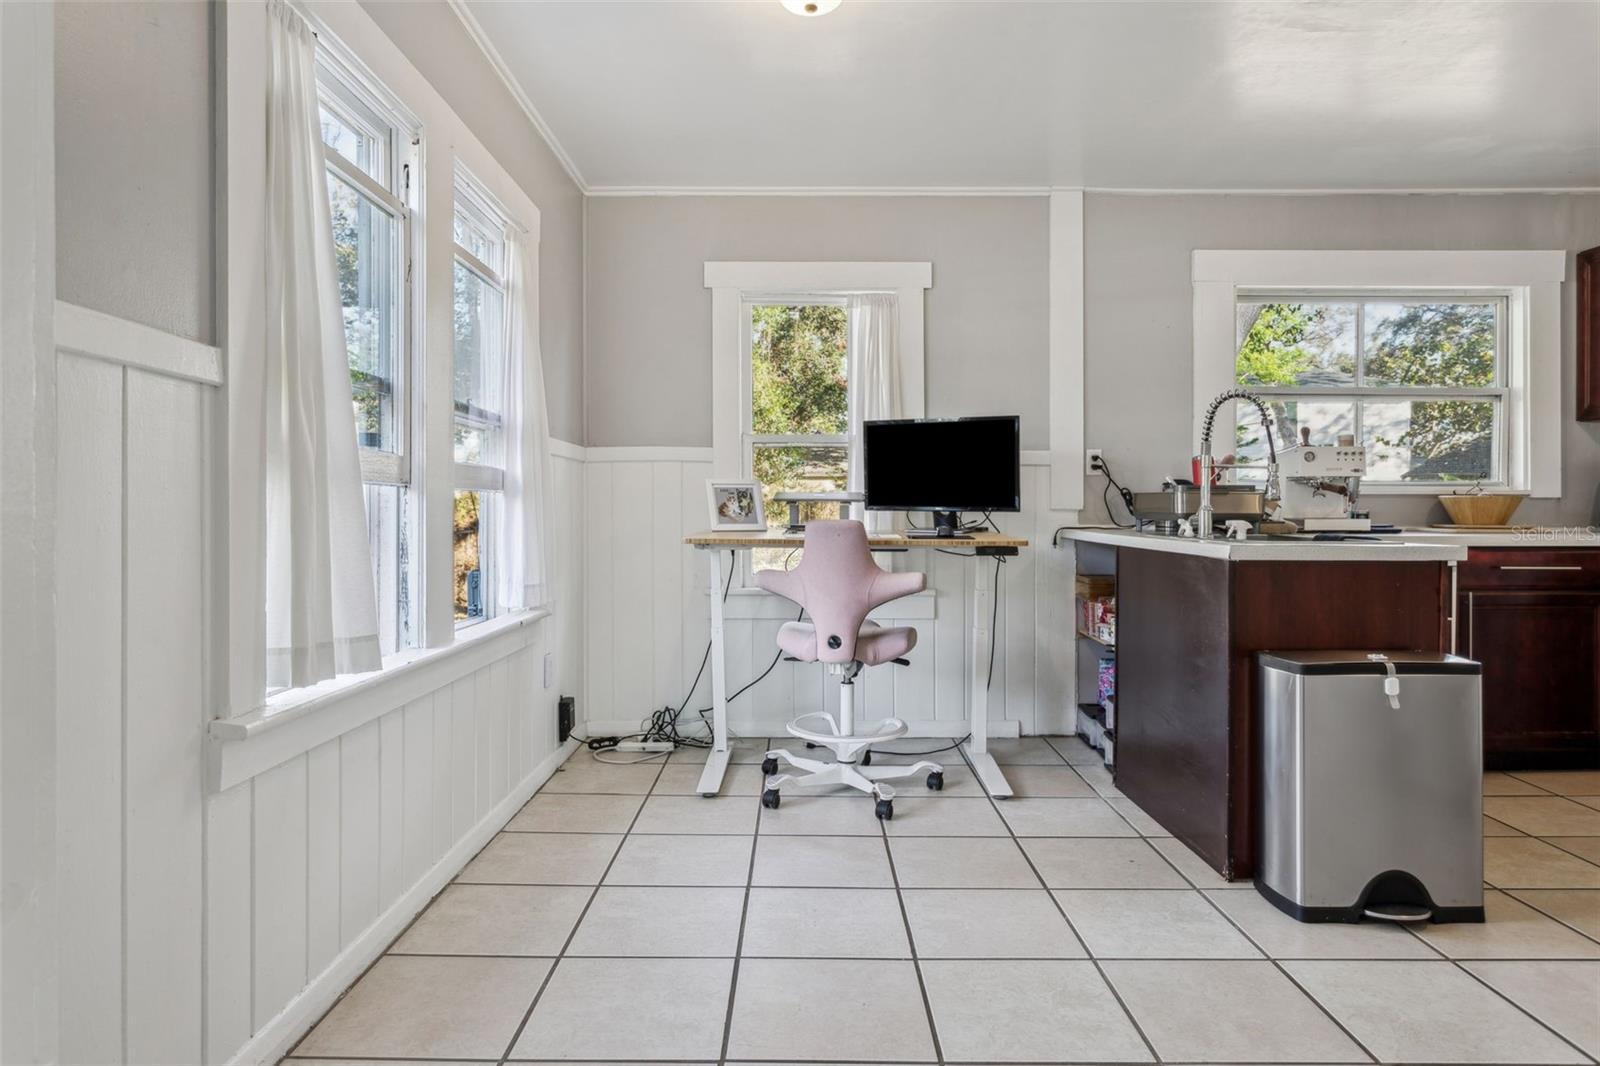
[762,667,944,813]
[763,746,943,802]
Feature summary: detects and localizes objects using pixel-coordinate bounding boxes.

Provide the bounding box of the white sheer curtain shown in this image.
[848,293,902,533]
[495,227,556,611]
[263,0,382,690]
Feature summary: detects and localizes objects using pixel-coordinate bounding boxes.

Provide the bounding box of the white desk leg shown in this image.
[963,554,1014,798]
[696,549,732,797]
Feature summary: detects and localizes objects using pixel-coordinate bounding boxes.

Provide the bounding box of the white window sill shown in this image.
[209,608,550,791]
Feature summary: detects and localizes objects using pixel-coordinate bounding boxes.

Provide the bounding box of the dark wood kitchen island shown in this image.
[1060,528,1469,880]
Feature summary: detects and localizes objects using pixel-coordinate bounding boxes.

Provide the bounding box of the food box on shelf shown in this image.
[1077,595,1116,645]
[1074,573,1115,600]
[1097,657,1116,705]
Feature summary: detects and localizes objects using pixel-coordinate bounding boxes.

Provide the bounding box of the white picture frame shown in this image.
[706,479,766,530]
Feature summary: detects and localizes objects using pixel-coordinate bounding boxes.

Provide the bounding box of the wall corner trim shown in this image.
[1047,189,1086,511]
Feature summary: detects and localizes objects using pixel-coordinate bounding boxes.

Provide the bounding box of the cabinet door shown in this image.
[1465,590,1600,769]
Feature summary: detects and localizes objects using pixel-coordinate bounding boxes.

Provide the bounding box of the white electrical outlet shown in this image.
[1085,448,1105,475]
[542,652,554,689]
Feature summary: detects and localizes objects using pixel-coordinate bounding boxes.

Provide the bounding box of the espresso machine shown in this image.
[1277,434,1371,532]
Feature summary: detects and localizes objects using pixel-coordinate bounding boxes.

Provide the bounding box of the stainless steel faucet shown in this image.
[1197,388,1279,540]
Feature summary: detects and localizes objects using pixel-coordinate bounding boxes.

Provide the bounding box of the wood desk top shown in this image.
[684,528,1029,549]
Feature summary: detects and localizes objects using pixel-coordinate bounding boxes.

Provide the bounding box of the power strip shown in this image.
[612,740,676,753]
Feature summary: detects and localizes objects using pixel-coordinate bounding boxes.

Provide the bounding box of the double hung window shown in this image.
[1233,294,1507,485]
[317,51,416,655]
[451,176,512,623]
[744,299,852,572]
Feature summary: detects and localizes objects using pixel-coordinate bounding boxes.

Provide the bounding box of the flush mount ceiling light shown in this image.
[780,0,841,16]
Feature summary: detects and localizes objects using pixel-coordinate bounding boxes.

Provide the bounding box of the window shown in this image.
[317,50,417,656]
[1232,295,1507,485]
[1191,251,1565,498]
[745,300,851,572]
[452,174,511,624]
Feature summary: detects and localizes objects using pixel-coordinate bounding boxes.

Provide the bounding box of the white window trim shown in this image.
[1192,250,1566,497]
[705,261,931,485]
[706,262,930,588]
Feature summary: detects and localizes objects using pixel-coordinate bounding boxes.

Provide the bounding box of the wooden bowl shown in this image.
[1438,493,1524,527]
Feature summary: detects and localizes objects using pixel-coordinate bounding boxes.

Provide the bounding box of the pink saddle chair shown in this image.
[755,520,943,820]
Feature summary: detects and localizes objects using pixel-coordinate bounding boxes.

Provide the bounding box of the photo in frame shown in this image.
[706,479,766,530]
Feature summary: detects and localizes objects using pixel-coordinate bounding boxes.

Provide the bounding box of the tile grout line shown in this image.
[1448,955,1600,1065]
[1078,758,1388,1065]
[960,742,1164,1065]
[301,743,1600,1066]
[714,740,765,1066]
[492,752,667,1066]
[1430,816,1600,1065]
[1531,833,1600,870]
[1183,875,1382,1064]
[880,790,947,1066]
[1497,887,1600,947]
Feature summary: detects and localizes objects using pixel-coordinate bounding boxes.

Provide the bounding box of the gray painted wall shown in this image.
[55,0,214,344]
[360,0,586,444]
[1080,192,1600,528]
[583,195,1051,449]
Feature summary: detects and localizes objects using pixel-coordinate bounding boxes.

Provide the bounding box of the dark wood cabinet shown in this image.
[1115,548,1450,880]
[1458,548,1600,769]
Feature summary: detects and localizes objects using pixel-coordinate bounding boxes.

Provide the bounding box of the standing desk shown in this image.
[683,529,1029,799]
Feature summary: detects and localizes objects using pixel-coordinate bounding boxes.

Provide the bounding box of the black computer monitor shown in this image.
[863,416,1021,536]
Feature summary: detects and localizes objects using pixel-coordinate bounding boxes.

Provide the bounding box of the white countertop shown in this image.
[1056,526,1471,561]
[1384,527,1600,548]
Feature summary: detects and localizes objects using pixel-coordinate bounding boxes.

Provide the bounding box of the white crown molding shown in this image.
[588,184,1600,199]
[445,0,589,193]
[1086,186,1600,196]
[588,185,1054,197]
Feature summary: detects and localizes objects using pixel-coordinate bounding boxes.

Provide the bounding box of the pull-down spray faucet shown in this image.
[1197,388,1279,540]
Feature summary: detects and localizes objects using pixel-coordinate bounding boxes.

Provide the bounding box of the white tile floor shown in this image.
[286,737,1600,1065]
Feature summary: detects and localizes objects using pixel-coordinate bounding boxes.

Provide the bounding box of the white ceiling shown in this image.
[459,0,1600,193]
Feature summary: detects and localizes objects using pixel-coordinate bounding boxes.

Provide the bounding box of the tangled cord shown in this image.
[585,550,800,758]
[588,544,1006,760]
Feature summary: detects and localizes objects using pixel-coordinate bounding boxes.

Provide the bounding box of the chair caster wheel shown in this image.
[927,771,944,791]
[761,788,781,810]
[861,749,873,766]
[761,756,778,776]
[875,798,893,821]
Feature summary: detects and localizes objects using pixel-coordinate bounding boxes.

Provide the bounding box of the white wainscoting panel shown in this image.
[581,451,1076,739]
[51,308,588,1066]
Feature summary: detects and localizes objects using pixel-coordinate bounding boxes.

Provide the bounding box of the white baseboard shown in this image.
[226,737,579,1066]
[581,717,1022,742]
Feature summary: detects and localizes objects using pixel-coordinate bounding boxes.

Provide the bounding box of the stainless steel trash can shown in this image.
[1257,650,1484,924]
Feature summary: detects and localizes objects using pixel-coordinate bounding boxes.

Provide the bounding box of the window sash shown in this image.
[1233,291,1509,485]
[315,45,419,663]
[329,169,409,469]
[1236,291,1508,390]
[741,298,857,583]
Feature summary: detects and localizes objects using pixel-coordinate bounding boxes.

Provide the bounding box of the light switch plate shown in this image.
[542,652,554,689]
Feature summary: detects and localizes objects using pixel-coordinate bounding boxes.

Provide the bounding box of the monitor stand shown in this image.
[904,510,972,539]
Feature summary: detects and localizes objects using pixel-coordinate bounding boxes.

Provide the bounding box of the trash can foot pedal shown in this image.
[1363,903,1432,923]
